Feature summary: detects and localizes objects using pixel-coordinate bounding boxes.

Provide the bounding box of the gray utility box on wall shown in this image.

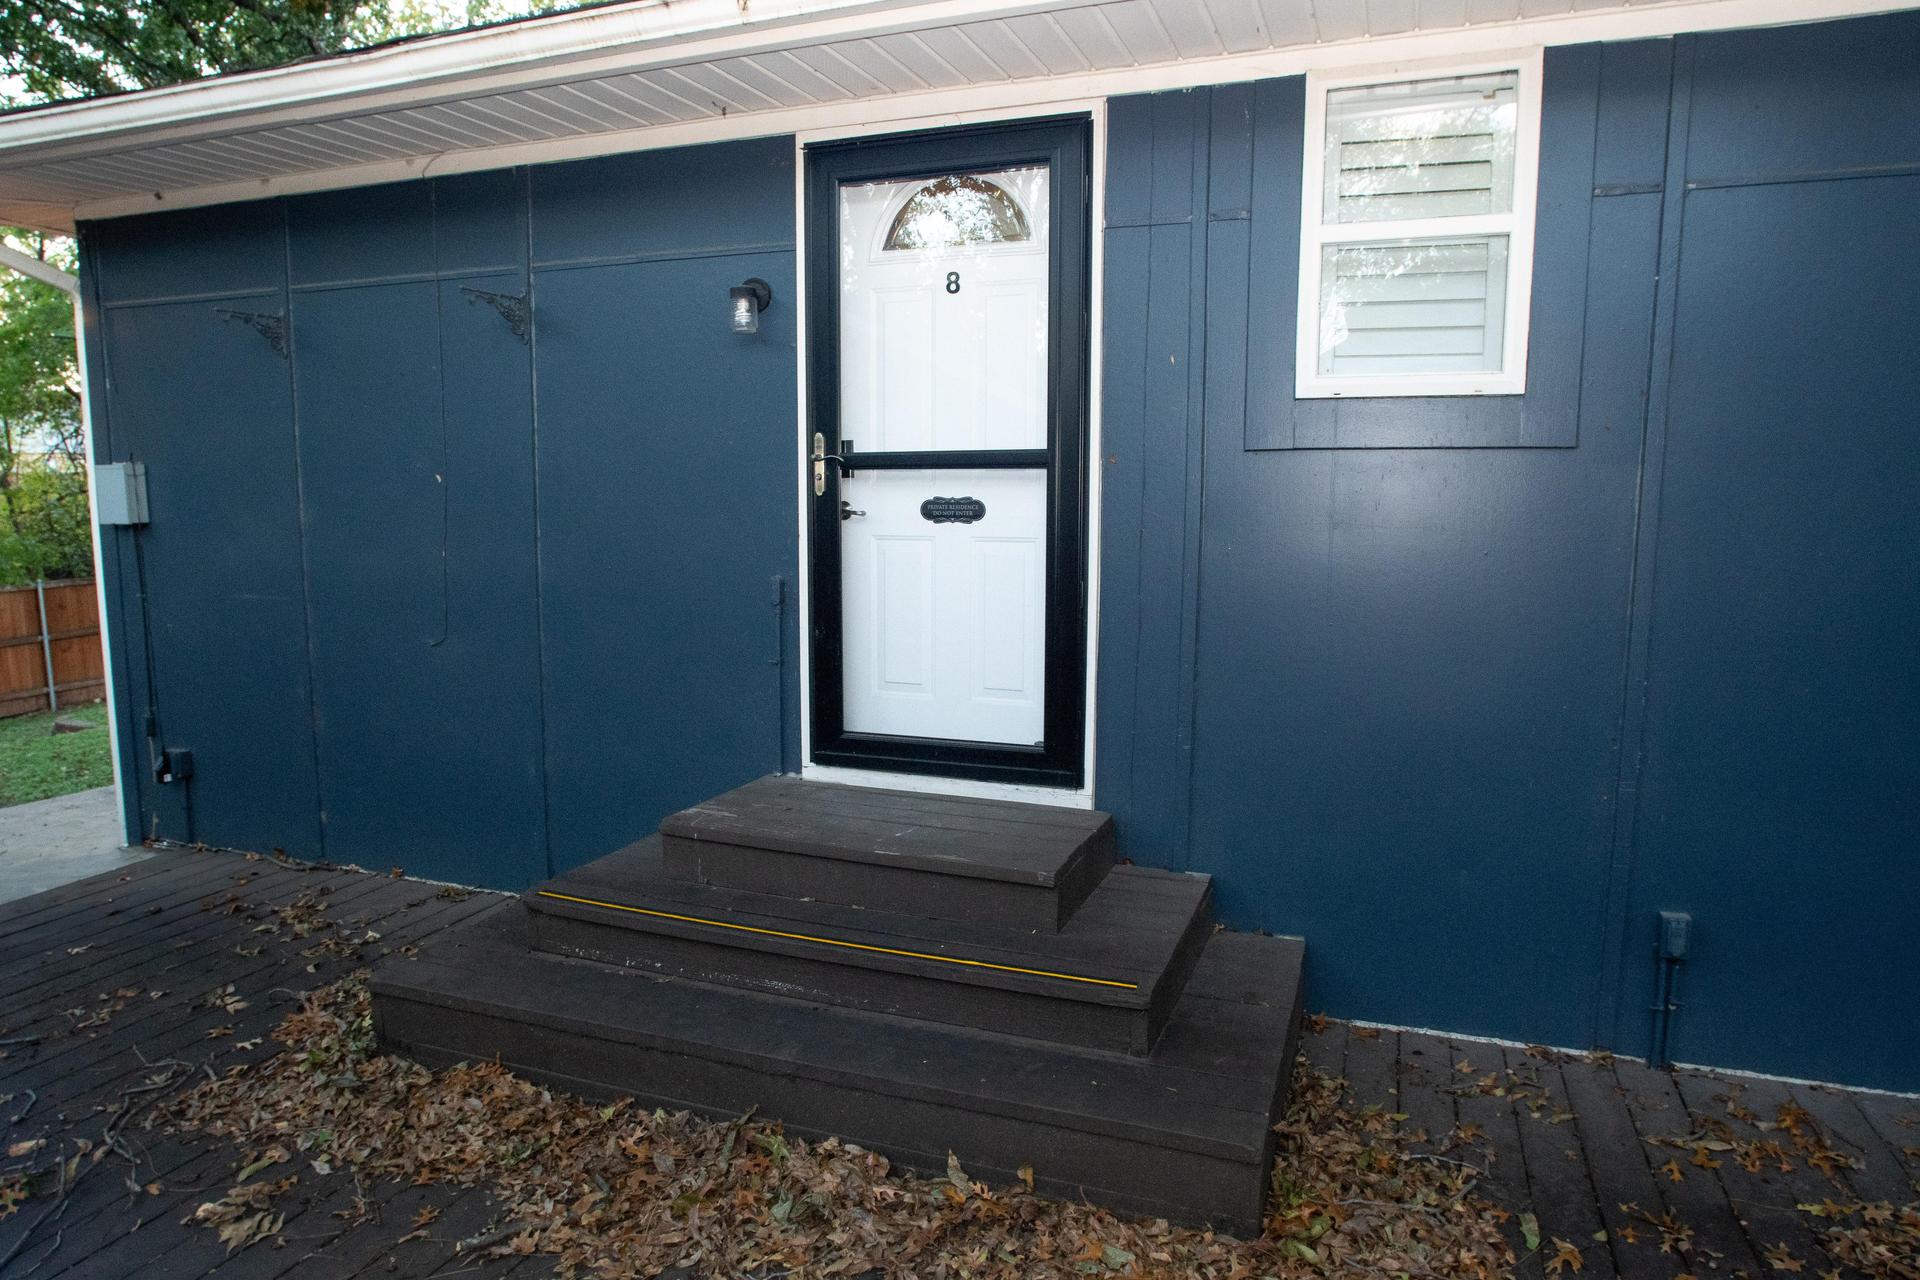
[95,461,149,526]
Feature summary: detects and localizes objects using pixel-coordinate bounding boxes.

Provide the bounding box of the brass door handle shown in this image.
[811,432,850,495]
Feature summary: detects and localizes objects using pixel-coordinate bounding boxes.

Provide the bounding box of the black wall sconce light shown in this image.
[729,278,773,334]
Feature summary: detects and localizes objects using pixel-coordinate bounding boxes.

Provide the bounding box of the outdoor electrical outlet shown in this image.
[1658,911,1692,960]
[157,747,194,784]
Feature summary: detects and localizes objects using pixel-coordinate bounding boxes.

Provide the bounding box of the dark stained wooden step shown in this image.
[658,776,1115,931]
[526,835,1212,1056]
[370,903,1305,1235]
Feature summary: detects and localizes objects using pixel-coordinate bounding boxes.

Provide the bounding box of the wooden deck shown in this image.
[0,848,550,1280]
[2,847,1914,1280]
[1302,1020,1920,1280]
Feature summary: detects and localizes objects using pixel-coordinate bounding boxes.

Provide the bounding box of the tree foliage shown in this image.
[0,232,91,584]
[4,0,371,102]
[0,0,565,105]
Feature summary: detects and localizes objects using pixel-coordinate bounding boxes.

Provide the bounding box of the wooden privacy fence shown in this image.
[0,579,105,718]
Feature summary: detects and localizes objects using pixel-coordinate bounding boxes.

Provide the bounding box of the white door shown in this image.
[836,166,1051,746]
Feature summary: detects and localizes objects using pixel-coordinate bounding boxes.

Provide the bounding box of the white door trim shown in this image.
[792,97,1105,810]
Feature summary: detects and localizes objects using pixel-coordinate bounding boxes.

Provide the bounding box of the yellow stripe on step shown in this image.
[533,890,1139,990]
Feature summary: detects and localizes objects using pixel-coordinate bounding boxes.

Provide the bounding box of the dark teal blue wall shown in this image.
[83,137,800,888]
[79,12,1920,1089]
[1096,14,1920,1090]
[1617,20,1920,1093]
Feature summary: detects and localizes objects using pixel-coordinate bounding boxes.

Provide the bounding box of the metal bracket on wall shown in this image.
[460,286,531,341]
[215,308,288,357]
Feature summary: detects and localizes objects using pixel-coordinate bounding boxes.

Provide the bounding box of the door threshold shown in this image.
[798,763,1094,809]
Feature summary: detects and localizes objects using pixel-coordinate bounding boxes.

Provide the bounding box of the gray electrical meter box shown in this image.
[95,461,149,526]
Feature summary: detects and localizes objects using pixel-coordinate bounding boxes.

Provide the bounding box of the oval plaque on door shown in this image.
[920,496,986,524]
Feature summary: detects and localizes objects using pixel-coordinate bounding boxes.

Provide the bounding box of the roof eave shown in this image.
[0,0,941,160]
[4,0,1913,234]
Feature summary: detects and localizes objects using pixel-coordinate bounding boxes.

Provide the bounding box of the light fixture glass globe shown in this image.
[730,291,759,334]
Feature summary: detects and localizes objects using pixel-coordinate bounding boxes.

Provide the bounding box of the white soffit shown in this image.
[0,0,1911,231]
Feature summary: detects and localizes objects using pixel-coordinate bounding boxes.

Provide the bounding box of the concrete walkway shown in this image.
[0,785,147,905]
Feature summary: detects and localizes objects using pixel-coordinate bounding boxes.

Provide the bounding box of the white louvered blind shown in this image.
[1324,72,1517,224]
[1296,63,1538,397]
[1317,237,1509,376]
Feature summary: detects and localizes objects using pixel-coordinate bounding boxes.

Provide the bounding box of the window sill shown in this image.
[1295,379,1529,400]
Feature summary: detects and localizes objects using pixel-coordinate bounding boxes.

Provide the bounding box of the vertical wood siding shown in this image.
[75,11,1920,1090]
[82,136,799,887]
[1096,14,1920,1091]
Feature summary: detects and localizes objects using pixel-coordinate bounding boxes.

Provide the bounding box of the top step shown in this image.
[659,776,1115,931]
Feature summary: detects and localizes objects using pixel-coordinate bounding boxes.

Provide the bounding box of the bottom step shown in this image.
[370,904,1304,1235]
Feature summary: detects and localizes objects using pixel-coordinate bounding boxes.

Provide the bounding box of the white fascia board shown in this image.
[25,0,1920,227]
[0,0,1066,165]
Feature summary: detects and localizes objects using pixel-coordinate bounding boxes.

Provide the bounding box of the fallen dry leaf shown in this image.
[1797,1200,1920,1280]
[1765,1242,1807,1272]
[161,977,1524,1280]
[191,1174,297,1254]
[1546,1237,1584,1274]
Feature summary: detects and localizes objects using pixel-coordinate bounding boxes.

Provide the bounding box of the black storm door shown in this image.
[806,117,1091,788]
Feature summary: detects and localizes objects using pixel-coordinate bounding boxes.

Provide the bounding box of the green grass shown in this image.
[0,700,113,808]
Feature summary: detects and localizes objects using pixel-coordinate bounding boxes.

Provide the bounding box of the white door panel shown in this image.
[839,168,1049,455]
[977,282,1047,450]
[971,537,1042,699]
[836,165,1053,747]
[874,535,934,693]
[841,468,1046,744]
[871,287,935,451]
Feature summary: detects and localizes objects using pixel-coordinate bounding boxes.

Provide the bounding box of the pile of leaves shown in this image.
[159,977,1517,1279]
[1801,1200,1920,1280]
[1641,1084,1865,1185]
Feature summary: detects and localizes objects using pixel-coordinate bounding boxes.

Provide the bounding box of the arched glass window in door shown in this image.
[883,175,1032,251]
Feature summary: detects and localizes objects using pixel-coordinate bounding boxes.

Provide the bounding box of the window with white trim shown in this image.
[1296,53,1543,399]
